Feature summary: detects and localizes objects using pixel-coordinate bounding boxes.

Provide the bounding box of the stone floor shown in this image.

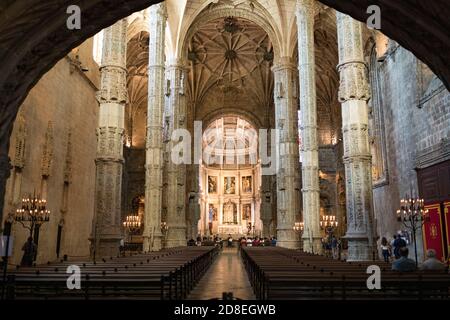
[188,247,256,300]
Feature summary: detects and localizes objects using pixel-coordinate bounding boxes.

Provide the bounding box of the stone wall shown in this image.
[3,39,99,265]
[372,44,450,260]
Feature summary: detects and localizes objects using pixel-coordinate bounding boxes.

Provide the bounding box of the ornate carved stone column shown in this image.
[336,13,377,261]
[272,57,301,249]
[92,19,128,257]
[165,60,187,247]
[296,0,322,253]
[143,3,167,252]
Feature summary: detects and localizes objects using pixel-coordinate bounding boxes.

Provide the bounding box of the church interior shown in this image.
[0,0,449,302]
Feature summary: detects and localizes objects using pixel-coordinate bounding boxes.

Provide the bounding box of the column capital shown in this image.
[149,2,167,20]
[272,57,297,72]
[166,58,188,70]
[296,0,315,16]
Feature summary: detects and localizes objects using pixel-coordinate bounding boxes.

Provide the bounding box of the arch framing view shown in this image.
[0,0,449,305]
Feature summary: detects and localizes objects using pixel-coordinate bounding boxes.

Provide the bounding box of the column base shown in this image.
[143,235,162,252]
[90,236,121,259]
[165,227,187,248]
[276,229,300,249]
[302,238,323,255]
[261,221,272,239]
[344,234,378,261]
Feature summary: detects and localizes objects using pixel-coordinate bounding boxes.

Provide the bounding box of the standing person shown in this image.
[119,238,125,256]
[390,235,397,258]
[380,237,391,263]
[331,236,338,259]
[271,237,277,246]
[246,237,253,247]
[21,237,37,267]
[337,238,342,260]
[393,234,407,259]
[227,234,233,248]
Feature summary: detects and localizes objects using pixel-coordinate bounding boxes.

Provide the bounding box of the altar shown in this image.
[218,225,246,236]
[199,165,262,237]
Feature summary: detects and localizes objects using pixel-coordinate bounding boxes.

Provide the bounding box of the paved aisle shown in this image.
[188,247,256,300]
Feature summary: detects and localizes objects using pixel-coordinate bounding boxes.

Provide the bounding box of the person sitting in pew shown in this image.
[419,249,447,271]
[392,247,417,272]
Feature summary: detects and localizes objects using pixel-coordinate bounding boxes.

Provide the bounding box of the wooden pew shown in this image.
[1,246,219,300]
[241,247,450,300]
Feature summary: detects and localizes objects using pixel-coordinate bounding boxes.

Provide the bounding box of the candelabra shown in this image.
[123,215,142,246]
[293,222,304,233]
[396,194,430,266]
[320,215,338,235]
[293,222,304,250]
[123,215,142,233]
[15,193,51,239]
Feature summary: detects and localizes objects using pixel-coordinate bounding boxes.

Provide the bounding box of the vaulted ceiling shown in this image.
[186,16,274,125]
[127,31,149,149]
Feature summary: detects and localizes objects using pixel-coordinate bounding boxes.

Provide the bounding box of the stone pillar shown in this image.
[143,3,167,252]
[260,174,273,238]
[92,19,128,258]
[336,13,377,261]
[0,152,12,227]
[272,58,301,249]
[296,0,322,253]
[165,61,187,247]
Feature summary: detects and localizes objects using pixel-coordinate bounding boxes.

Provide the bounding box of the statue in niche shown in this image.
[223,200,237,224]
[242,176,252,193]
[208,204,218,222]
[208,176,217,194]
[243,204,251,220]
[208,204,217,235]
[224,177,236,194]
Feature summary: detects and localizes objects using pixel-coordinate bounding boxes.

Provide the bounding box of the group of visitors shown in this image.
[322,235,342,259]
[188,235,223,247]
[379,233,410,264]
[188,234,278,248]
[380,233,448,272]
[238,236,277,247]
[238,236,264,247]
[391,247,447,272]
[380,234,409,263]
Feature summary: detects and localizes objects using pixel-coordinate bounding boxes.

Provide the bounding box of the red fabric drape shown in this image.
[423,204,445,261]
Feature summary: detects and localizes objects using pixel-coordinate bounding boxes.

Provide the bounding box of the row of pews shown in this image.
[241,247,450,300]
[1,246,219,300]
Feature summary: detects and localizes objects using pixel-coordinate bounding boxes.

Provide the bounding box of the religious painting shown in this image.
[242,176,252,193]
[224,177,236,194]
[223,200,237,224]
[208,204,218,222]
[242,203,251,220]
[208,176,217,194]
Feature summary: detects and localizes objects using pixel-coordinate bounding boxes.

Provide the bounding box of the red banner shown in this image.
[445,202,450,262]
[423,204,445,262]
